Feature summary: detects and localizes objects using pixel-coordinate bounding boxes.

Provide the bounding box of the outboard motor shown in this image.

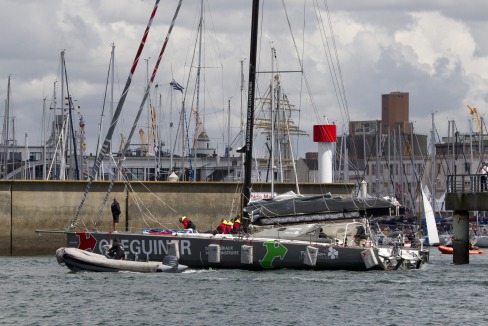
[163,255,179,272]
[102,244,111,258]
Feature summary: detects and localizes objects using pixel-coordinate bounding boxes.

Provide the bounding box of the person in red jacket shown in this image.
[232,216,241,234]
[225,220,233,234]
[179,216,196,231]
[214,219,227,235]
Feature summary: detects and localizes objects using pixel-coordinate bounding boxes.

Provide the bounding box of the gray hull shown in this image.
[473,236,488,248]
[66,231,384,271]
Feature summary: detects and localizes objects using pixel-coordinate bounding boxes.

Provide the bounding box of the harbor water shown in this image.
[1,249,488,326]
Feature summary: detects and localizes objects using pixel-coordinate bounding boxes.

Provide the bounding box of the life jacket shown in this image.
[233,219,241,232]
[216,225,225,234]
[181,216,195,230]
[225,221,232,233]
[219,221,228,234]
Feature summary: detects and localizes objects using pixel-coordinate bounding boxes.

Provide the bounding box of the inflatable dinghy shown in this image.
[56,247,188,273]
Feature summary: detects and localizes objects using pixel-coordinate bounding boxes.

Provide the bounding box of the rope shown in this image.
[68,0,162,231]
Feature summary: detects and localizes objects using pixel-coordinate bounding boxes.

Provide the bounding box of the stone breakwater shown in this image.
[0,180,353,255]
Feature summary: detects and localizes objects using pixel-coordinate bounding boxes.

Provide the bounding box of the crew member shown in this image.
[214,219,227,235]
[179,216,196,231]
[225,220,233,234]
[354,224,367,246]
[108,238,125,260]
[111,198,121,232]
[232,216,241,234]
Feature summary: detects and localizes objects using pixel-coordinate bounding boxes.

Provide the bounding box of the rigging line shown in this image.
[109,167,172,230]
[201,80,224,139]
[205,0,224,68]
[400,131,422,211]
[323,0,350,121]
[481,117,488,165]
[312,0,344,120]
[406,131,429,198]
[342,135,363,186]
[184,109,194,180]
[414,132,436,192]
[362,132,381,188]
[377,133,392,190]
[115,171,169,229]
[434,125,453,180]
[399,132,420,211]
[93,152,118,227]
[182,0,201,86]
[62,59,80,181]
[46,116,67,180]
[122,166,178,216]
[349,135,376,186]
[291,0,307,167]
[69,0,161,230]
[454,129,473,171]
[97,0,184,218]
[181,8,203,156]
[281,92,302,194]
[379,134,397,197]
[281,0,318,119]
[194,0,204,136]
[350,132,380,197]
[95,48,112,161]
[172,95,184,157]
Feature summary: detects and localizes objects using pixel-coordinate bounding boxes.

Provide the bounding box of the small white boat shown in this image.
[56,247,188,273]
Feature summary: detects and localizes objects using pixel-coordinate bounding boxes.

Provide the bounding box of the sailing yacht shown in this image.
[44,0,433,272]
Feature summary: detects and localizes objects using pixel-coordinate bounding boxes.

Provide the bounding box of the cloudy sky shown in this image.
[1,0,488,159]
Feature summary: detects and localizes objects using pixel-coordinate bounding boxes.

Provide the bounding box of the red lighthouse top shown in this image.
[313,124,337,142]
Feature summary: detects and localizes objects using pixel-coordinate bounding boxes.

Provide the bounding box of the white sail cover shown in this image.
[422,187,440,245]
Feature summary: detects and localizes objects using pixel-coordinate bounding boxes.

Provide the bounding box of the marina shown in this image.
[0,1,477,271]
[3,1,488,325]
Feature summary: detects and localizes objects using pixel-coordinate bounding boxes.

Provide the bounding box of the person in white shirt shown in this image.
[480,163,487,191]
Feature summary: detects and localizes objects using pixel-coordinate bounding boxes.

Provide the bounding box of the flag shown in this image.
[170,80,184,93]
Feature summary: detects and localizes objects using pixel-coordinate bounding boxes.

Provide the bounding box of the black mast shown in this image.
[242,0,260,233]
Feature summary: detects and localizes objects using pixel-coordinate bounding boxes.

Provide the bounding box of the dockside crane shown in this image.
[467,104,482,133]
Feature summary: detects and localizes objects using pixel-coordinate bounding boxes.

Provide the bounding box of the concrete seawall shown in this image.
[0,180,354,256]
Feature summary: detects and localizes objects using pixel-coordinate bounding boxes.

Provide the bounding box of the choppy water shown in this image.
[1,249,488,326]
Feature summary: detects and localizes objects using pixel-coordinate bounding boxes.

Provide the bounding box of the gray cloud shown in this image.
[1,0,487,159]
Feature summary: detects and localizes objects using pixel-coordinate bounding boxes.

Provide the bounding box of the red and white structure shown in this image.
[313,123,337,183]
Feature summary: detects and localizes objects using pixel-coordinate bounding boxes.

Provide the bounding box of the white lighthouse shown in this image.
[313,123,336,183]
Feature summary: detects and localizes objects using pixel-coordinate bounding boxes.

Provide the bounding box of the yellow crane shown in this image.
[118,133,126,155]
[403,139,413,156]
[139,129,148,155]
[467,104,482,133]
